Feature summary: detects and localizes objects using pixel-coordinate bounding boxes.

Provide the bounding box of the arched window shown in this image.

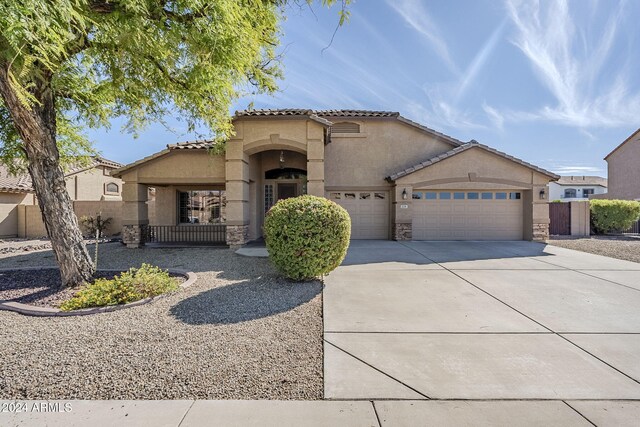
[564,188,576,198]
[331,122,360,134]
[105,182,119,193]
[265,168,307,180]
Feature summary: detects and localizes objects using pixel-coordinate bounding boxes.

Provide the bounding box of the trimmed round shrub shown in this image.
[590,199,640,234]
[263,195,351,280]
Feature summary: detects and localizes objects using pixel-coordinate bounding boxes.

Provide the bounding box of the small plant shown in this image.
[79,214,112,238]
[60,264,179,311]
[590,199,640,234]
[551,199,562,203]
[263,195,351,280]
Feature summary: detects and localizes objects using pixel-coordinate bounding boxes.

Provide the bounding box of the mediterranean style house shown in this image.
[113,109,559,247]
[548,176,607,201]
[0,157,123,237]
[600,128,640,201]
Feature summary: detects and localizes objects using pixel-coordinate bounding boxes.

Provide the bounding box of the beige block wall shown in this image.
[0,193,34,237]
[65,166,122,201]
[119,150,226,184]
[607,135,640,200]
[324,120,454,187]
[17,201,124,238]
[570,201,591,237]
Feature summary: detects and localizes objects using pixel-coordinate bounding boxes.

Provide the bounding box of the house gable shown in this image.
[392,144,556,189]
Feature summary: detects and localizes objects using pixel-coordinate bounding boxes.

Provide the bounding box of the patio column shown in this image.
[225,139,250,247]
[306,126,325,197]
[122,182,148,248]
[392,184,412,240]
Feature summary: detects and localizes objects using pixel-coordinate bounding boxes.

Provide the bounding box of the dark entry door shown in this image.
[277,183,297,201]
[549,202,571,235]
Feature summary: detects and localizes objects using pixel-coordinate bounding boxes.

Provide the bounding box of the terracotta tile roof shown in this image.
[235,108,400,118]
[234,109,464,146]
[556,176,607,187]
[0,165,33,192]
[0,156,122,193]
[386,141,560,181]
[167,140,215,150]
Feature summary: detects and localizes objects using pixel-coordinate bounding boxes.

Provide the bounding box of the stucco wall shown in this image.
[65,166,122,201]
[119,150,226,185]
[607,134,640,200]
[17,201,124,238]
[0,192,34,237]
[324,119,454,188]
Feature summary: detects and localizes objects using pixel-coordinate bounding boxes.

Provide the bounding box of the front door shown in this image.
[277,183,297,200]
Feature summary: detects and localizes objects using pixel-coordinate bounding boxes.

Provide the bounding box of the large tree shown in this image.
[0,0,346,286]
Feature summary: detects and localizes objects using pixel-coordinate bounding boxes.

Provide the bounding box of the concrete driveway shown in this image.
[324,241,640,423]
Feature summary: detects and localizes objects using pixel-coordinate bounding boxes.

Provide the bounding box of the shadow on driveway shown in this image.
[170,278,322,325]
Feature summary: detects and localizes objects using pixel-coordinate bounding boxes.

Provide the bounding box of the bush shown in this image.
[590,199,640,234]
[263,195,351,280]
[79,214,112,238]
[60,264,179,311]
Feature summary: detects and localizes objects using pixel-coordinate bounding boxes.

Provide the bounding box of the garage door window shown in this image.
[481,192,493,199]
[440,192,451,199]
[453,192,465,200]
[345,193,356,199]
[374,193,386,199]
[412,192,422,199]
[509,192,521,200]
[425,192,437,199]
[467,192,479,199]
[496,192,507,199]
[360,192,371,200]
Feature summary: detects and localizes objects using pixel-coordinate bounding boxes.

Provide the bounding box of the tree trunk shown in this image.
[0,66,94,287]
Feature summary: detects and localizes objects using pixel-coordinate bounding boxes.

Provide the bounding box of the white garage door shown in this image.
[328,191,389,239]
[413,190,523,240]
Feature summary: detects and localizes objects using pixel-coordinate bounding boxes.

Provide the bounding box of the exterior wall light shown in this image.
[539,188,546,199]
[279,150,285,169]
[402,188,408,200]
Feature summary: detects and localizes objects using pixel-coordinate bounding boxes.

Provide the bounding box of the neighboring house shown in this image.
[114,109,559,247]
[600,128,640,200]
[548,176,607,201]
[0,157,123,237]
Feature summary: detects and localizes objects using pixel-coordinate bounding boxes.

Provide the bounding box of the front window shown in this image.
[583,188,595,196]
[178,190,226,224]
[564,188,577,198]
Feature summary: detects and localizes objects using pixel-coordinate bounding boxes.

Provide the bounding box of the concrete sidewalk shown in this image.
[3,399,640,426]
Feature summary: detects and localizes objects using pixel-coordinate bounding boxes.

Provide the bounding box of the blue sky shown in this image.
[90,0,640,176]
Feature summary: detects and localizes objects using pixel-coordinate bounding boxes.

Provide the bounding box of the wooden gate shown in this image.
[549,202,571,235]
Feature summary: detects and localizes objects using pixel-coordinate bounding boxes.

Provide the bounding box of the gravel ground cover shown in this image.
[549,236,640,264]
[0,242,323,400]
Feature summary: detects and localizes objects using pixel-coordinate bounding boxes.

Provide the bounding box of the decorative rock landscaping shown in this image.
[0,242,323,400]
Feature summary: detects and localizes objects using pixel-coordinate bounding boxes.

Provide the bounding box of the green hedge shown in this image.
[263,195,351,280]
[60,264,179,311]
[590,199,640,234]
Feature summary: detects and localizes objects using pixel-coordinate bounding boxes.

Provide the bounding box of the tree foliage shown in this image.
[0,0,304,166]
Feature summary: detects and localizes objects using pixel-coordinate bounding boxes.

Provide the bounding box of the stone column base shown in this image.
[532,223,549,242]
[123,224,147,248]
[226,224,249,248]
[393,222,412,241]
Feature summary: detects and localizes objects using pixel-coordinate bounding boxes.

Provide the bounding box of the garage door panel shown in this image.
[328,191,389,239]
[413,190,523,241]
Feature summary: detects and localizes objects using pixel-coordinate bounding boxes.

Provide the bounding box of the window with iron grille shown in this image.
[178,190,226,224]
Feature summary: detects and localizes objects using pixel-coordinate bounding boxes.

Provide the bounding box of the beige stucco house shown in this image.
[113,109,559,247]
[0,157,123,237]
[600,128,640,201]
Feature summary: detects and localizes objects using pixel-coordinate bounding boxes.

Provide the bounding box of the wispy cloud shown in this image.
[385,0,459,73]
[455,18,508,102]
[504,0,640,127]
[482,102,505,130]
[551,165,605,175]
